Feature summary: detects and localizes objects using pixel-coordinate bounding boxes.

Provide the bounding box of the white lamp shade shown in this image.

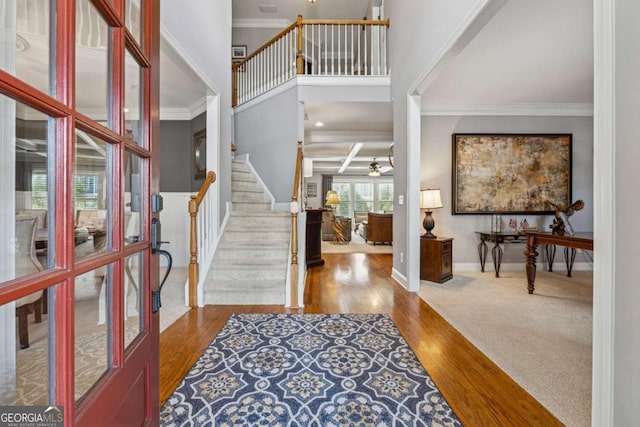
[420,189,443,209]
[303,158,313,177]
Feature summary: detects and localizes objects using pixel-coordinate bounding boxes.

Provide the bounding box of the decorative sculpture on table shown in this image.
[547,199,584,235]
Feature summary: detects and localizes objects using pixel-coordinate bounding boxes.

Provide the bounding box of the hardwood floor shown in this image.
[160,253,562,426]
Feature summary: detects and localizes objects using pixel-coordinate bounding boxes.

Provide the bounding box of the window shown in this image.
[74,174,100,209]
[378,182,394,212]
[31,172,48,209]
[331,182,351,217]
[354,183,374,212]
[332,178,393,221]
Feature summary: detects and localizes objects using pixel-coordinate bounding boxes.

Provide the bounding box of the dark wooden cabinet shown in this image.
[420,237,453,283]
[306,209,326,268]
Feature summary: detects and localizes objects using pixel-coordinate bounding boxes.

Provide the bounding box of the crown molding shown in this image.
[189,96,208,119]
[232,19,291,29]
[307,130,393,144]
[421,103,594,117]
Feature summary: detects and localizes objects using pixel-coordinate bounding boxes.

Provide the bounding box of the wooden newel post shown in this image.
[232,65,238,107]
[296,15,304,75]
[188,196,199,307]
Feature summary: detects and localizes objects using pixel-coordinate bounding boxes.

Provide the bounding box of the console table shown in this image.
[525,232,593,294]
[305,209,326,268]
[476,231,528,277]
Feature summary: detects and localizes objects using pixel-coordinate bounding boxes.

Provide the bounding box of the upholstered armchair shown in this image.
[14,215,45,349]
[362,212,393,245]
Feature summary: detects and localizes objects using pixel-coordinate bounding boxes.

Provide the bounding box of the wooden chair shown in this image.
[14,215,45,349]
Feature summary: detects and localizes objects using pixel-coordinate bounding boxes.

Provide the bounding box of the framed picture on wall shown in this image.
[307,182,317,198]
[452,133,572,214]
[193,129,206,180]
[232,45,247,60]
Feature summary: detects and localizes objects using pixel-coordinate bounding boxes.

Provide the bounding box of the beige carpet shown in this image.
[322,231,393,254]
[418,270,592,427]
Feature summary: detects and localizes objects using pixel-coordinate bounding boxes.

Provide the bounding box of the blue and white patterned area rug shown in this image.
[160,313,461,426]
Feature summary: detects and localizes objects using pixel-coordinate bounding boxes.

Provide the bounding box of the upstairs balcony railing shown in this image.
[232,15,390,106]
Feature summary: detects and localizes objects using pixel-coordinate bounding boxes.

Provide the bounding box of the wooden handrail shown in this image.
[289,141,304,310]
[292,141,303,203]
[188,170,217,307]
[232,15,391,106]
[301,18,390,26]
[233,20,299,70]
[232,17,390,72]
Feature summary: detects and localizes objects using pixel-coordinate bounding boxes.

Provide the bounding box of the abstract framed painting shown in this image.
[452,133,572,214]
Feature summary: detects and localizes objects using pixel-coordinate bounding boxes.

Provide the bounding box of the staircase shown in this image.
[203,159,290,305]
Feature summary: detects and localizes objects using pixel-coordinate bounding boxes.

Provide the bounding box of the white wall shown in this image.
[161,0,232,224]
[158,193,191,267]
[422,115,594,266]
[386,0,494,286]
[304,174,323,209]
[612,0,640,423]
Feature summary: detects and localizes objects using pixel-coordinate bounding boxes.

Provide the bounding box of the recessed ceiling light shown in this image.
[314,121,324,127]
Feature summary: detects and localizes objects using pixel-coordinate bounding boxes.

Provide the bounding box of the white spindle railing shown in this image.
[188,171,216,307]
[233,16,390,106]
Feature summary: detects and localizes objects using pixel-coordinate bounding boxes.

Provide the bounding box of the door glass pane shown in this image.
[378,182,394,212]
[125,0,143,46]
[124,252,143,349]
[74,130,109,260]
[6,0,52,95]
[124,151,142,245]
[125,49,143,146]
[76,0,111,126]
[3,98,55,280]
[75,264,112,402]
[0,287,52,405]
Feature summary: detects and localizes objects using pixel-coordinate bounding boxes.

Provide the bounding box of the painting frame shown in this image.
[232,45,247,60]
[193,129,206,180]
[452,133,572,215]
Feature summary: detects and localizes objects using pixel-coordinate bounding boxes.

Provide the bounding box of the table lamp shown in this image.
[420,189,443,238]
[325,190,340,209]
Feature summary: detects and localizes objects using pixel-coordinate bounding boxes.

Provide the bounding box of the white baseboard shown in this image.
[391,267,408,290]
[453,262,593,273]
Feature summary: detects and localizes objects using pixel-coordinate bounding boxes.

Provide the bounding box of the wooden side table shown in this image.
[331,219,349,245]
[420,236,453,283]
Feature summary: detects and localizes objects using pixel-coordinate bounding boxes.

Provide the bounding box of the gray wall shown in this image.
[234,86,299,202]
[613,0,640,423]
[190,113,207,192]
[232,27,283,56]
[158,113,206,193]
[422,115,594,265]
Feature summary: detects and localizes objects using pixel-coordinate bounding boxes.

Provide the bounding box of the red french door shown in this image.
[0,0,160,425]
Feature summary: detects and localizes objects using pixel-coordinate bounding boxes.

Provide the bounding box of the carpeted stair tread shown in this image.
[204,158,289,306]
[210,266,287,281]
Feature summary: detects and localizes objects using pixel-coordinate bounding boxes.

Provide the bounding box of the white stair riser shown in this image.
[204,290,284,305]
[213,268,286,280]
